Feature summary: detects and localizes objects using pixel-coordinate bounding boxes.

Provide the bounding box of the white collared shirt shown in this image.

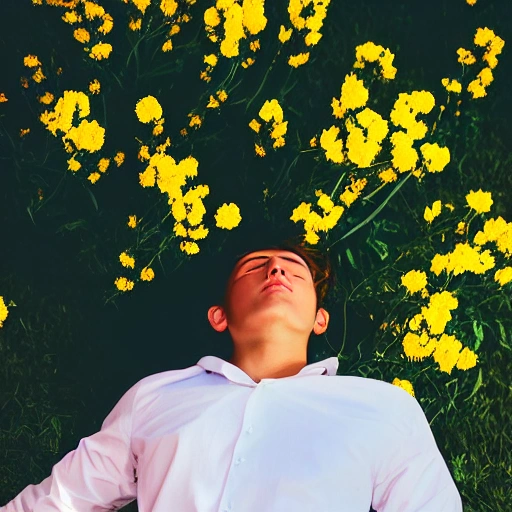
[1,356,462,512]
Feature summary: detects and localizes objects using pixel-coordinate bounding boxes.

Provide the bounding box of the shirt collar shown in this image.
[196,355,339,387]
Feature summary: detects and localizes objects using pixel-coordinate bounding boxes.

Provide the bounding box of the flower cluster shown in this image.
[290,189,345,245]
[278,0,332,68]
[249,98,288,155]
[353,41,397,80]
[135,94,241,257]
[401,289,477,374]
[394,190,512,374]
[114,248,155,293]
[58,1,114,60]
[203,0,267,72]
[444,27,505,99]
[23,54,47,84]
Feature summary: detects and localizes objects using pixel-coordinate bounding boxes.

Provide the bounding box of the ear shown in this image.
[313,307,330,335]
[207,305,229,332]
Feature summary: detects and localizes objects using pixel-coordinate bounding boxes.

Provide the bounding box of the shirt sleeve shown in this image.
[371,393,463,512]
[0,382,140,512]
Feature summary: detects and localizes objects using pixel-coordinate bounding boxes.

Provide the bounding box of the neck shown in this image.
[228,343,308,383]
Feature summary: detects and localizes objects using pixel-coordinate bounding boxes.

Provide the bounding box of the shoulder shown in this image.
[121,364,205,408]
[328,374,426,433]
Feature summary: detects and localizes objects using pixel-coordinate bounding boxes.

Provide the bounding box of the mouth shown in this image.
[262,283,291,293]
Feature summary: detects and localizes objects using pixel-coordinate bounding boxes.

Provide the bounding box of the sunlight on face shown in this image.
[224,249,318,336]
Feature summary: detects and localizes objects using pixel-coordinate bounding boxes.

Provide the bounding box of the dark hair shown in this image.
[221,235,335,310]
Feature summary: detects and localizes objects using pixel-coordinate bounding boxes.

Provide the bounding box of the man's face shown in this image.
[222,249,320,336]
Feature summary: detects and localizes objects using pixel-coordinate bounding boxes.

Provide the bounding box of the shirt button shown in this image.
[234,457,246,466]
[246,425,253,434]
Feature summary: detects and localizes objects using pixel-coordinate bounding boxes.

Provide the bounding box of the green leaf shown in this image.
[464,367,483,402]
[473,320,484,351]
[367,237,389,260]
[496,320,511,351]
[345,248,357,269]
[86,187,99,211]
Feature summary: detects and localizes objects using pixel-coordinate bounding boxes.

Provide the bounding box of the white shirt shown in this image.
[1,356,462,512]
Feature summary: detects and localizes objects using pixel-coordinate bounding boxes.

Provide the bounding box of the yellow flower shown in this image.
[89,43,113,60]
[270,121,288,139]
[474,27,496,47]
[128,215,137,228]
[309,136,317,147]
[139,167,156,187]
[119,251,135,269]
[288,52,310,68]
[162,40,173,52]
[138,145,151,161]
[420,143,450,173]
[67,156,81,172]
[495,267,512,287]
[204,6,221,26]
[255,143,266,157]
[97,157,110,173]
[136,96,163,124]
[378,168,397,183]
[73,27,90,43]
[456,347,478,371]
[88,172,101,184]
[249,118,261,132]
[466,189,493,213]
[0,296,9,327]
[455,222,466,235]
[0,93,8,102]
[114,151,125,166]
[391,378,415,397]
[441,78,462,94]
[160,0,178,17]
[84,2,105,20]
[408,313,424,331]
[259,99,283,123]
[32,67,46,83]
[215,203,242,230]
[180,240,200,255]
[188,114,202,128]
[20,128,30,137]
[467,79,487,99]
[402,331,436,361]
[133,0,151,14]
[204,54,218,67]
[24,54,42,68]
[421,291,458,335]
[140,267,155,281]
[278,25,292,43]
[390,131,418,172]
[115,276,134,291]
[188,224,209,240]
[401,269,427,294]
[129,17,142,31]
[478,67,494,87]
[319,126,344,164]
[332,73,369,118]
[64,119,105,153]
[98,13,114,35]
[424,200,442,223]
[217,90,228,102]
[433,333,462,374]
[89,79,101,94]
[207,95,220,108]
[456,48,476,65]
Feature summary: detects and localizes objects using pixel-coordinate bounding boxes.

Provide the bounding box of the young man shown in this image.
[1,242,463,512]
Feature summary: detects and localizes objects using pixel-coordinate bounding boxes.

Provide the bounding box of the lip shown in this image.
[262,281,291,293]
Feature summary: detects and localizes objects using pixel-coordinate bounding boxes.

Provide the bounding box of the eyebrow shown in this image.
[237,255,309,271]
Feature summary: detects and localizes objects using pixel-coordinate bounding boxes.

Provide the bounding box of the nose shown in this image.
[266,257,286,278]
